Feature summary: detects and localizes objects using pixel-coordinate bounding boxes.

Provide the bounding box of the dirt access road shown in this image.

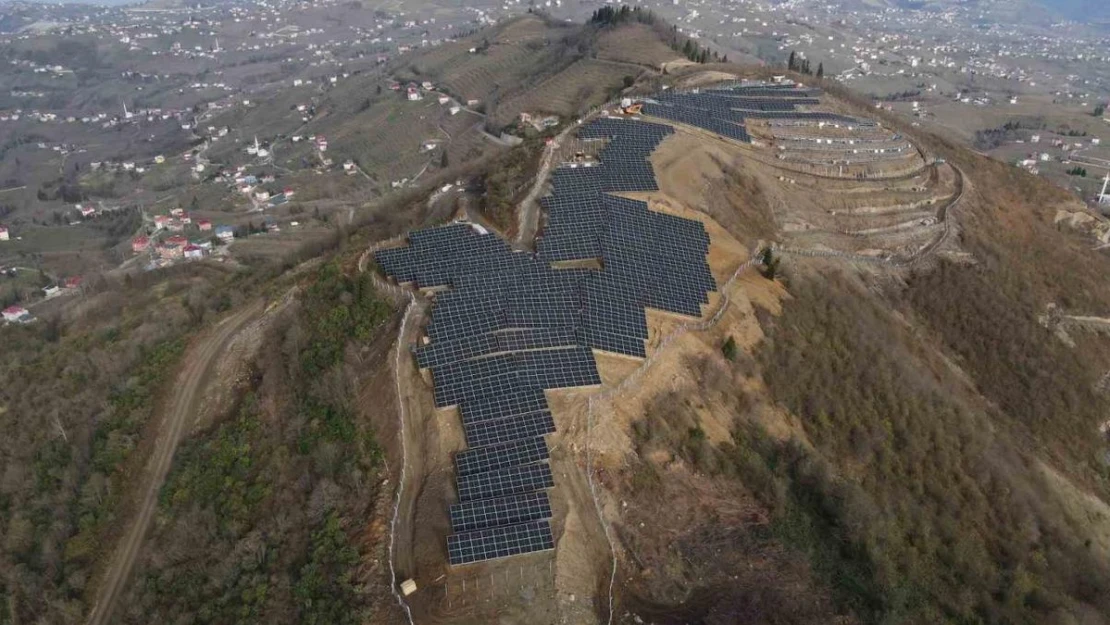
[516,123,578,248]
[85,299,267,625]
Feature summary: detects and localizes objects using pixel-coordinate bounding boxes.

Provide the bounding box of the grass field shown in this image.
[490,58,641,127]
[594,23,682,69]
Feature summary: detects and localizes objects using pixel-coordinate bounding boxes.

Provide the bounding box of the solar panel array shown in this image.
[635,83,871,140]
[374,223,528,290]
[373,114,723,566]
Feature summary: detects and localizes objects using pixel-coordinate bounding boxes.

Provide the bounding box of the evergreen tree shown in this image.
[788,50,797,71]
[816,62,824,79]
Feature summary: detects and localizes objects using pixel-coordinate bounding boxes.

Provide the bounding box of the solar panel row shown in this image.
[456,461,555,502]
[447,520,555,565]
[455,436,550,477]
[634,83,873,138]
[450,490,553,534]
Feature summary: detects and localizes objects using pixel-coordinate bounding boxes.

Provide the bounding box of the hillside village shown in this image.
[0,0,1105,291]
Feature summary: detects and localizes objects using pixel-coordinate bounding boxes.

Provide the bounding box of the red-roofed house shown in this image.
[0,225,8,241]
[197,219,212,231]
[132,236,150,252]
[183,244,204,260]
[164,234,188,247]
[2,305,28,322]
[64,276,83,289]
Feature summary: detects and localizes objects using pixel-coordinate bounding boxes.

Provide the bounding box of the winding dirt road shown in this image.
[85,300,266,625]
[516,124,577,248]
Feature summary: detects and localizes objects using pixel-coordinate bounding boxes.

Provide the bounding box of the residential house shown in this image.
[132,235,151,252]
[197,219,213,231]
[157,243,183,259]
[64,276,82,289]
[215,225,235,241]
[165,234,189,248]
[2,305,29,323]
[0,225,8,241]
[183,244,204,260]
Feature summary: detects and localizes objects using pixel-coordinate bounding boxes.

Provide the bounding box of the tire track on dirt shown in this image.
[86,300,266,625]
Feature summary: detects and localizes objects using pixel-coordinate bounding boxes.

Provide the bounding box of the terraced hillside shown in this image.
[623,80,957,261]
[400,15,674,131]
[367,67,1110,625]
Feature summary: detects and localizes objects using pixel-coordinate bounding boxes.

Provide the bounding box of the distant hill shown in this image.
[1037,0,1110,20]
[852,0,1109,24]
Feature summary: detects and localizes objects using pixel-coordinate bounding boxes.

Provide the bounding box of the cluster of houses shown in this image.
[392,80,476,116]
[2,100,195,130]
[134,207,225,262]
[1,276,83,325]
[132,232,219,262]
[219,166,297,207]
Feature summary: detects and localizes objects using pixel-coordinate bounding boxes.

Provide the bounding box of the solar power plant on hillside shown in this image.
[373,112,720,565]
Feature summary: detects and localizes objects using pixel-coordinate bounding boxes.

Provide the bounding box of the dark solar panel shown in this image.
[464,411,557,448]
[449,491,553,533]
[456,462,555,502]
[455,436,550,477]
[447,520,555,565]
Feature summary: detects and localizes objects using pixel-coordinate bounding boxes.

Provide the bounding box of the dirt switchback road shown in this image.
[85,300,266,625]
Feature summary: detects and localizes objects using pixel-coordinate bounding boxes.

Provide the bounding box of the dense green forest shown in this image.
[119,262,394,624]
[0,264,249,623]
